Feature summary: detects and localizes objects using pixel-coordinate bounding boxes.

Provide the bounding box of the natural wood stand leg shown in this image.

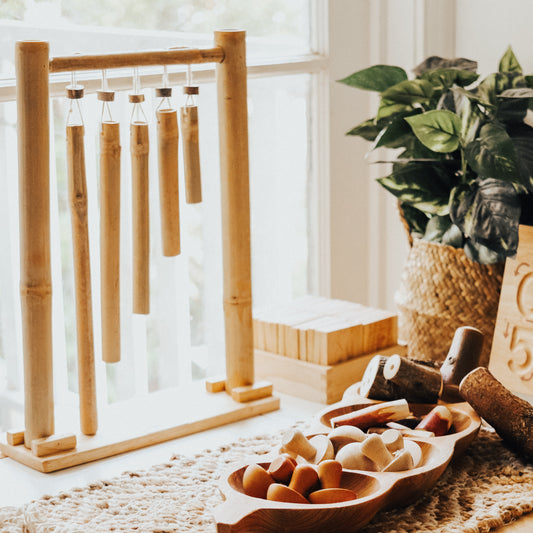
[0,31,277,473]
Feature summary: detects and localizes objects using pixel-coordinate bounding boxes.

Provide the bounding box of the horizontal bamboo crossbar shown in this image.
[49,47,225,73]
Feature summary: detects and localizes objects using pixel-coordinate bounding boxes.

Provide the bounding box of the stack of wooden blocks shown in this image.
[253,296,405,404]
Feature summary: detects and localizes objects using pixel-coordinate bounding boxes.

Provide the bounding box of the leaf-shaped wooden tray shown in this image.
[214,395,481,533]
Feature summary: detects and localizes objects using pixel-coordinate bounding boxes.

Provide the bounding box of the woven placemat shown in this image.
[0,426,532,533]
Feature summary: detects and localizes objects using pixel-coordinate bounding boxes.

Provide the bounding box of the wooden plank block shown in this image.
[255,344,407,404]
[205,376,226,393]
[6,429,25,446]
[314,321,364,365]
[490,225,533,396]
[231,380,273,402]
[0,381,279,473]
[360,309,398,353]
[31,433,77,457]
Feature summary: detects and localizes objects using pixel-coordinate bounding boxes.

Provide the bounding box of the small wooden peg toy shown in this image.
[156,65,181,257]
[66,72,98,435]
[98,69,121,364]
[130,67,150,315]
[181,64,202,204]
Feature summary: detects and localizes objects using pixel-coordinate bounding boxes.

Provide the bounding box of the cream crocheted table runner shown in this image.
[0,426,532,532]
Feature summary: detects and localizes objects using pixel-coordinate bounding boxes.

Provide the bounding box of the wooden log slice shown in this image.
[383,354,442,404]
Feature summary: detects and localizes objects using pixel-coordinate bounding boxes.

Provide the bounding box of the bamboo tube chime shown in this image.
[16,41,55,447]
[98,71,122,363]
[130,68,150,314]
[156,66,181,257]
[181,65,203,204]
[65,74,98,435]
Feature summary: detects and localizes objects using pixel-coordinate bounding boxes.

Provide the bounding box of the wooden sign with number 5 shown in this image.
[490,225,533,396]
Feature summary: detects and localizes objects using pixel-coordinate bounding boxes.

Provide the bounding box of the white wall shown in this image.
[455,0,533,75]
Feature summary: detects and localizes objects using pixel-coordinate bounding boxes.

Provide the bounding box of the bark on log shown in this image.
[459,367,533,459]
[440,326,484,402]
[359,355,399,400]
[383,354,442,404]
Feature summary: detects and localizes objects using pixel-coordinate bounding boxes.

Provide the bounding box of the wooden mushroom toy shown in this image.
[328,425,367,454]
[242,463,274,499]
[317,460,343,489]
[335,442,377,471]
[360,433,394,471]
[308,488,358,504]
[288,464,319,496]
[268,454,296,484]
[281,429,317,462]
[267,483,309,504]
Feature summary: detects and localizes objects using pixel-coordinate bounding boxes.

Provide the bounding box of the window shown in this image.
[0,1,326,431]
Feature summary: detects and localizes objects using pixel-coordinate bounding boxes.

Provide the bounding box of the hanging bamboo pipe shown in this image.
[100,119,121,363]
[66,92,98,436]
[156,88,181,257]
[16,41,55,447]
[130,93,150,314]
[181,86,202,204]
[215,30,254,393]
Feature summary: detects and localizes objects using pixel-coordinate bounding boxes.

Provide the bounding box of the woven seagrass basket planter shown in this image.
[395,238,504,367]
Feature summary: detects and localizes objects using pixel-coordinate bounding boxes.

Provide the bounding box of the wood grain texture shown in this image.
[31,433,77,457]
[99,121,121,363]
[156,109,180,256]
[215,30,253,392]
[16,40,54,447]
[181,105,202,204]
[131,121,150,314]
[49,47,224,73]
[67,124,98,435]
[0,382,279,472]
[489,225,533,396]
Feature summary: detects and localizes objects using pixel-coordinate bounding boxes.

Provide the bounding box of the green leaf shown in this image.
[338,65,408,92]
[464,241,505,264]
[477,73,511,106]
[464,122,520,181]
[499,46,522,74]
[454,90,483,144]
[398,203,429,236]
[508,123,533,192]
[499,88,533,98]
[381,79,434,105]
[420,68,479,90]
[405,110,462,153]
[346,118,382,141]
[450,178,520,258]
[376,98,413,121]
[413,56,477,77]
[373,110,421,149]
[377,163,454,215]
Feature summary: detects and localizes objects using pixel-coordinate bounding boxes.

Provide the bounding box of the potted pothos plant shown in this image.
[340,46,533,264]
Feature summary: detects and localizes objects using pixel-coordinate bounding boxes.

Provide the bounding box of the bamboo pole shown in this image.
[131,121,150,314]
[215,30,254,393]
[49,47,224,73]
[66,124,98,435]
[16,41,54,447]
[100,121,121,363]
[181,103,202,204]
[156,109,181,256]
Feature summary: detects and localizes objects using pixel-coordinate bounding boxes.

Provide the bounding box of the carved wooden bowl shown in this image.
[214,398,481,532]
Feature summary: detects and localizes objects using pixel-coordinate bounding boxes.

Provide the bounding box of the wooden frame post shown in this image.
[215,30,254,393]
[16,40,55,447]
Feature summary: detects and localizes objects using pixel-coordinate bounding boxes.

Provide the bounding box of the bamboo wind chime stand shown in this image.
[0,31,278,473]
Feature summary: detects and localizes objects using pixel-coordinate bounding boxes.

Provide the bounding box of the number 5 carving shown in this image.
[508,325,533,382]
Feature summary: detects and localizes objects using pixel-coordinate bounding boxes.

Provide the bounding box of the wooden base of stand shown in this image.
[0,380,279,473]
